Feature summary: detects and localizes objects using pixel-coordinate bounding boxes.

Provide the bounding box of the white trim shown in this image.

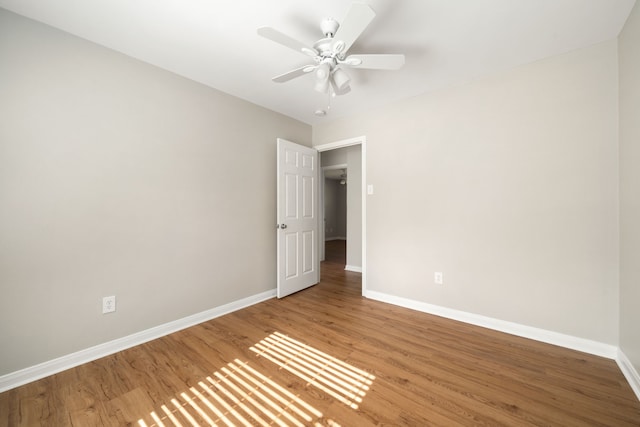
[364,290,618,359]
[0,289,276,393]
[322,163,348,171]
[319,167,325,261]
[361,140,367,296]
[315,137,363,152]
[345,265,363,273]
[617,349,640,401]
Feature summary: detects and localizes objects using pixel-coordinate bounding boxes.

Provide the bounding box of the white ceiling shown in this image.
[0,0,635,125]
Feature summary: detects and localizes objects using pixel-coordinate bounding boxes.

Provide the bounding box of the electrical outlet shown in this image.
[434,272,443,285]
[102,296,116,314]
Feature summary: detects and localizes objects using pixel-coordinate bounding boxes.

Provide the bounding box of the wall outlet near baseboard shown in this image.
[102,296,116,314]
[434,272,443,285]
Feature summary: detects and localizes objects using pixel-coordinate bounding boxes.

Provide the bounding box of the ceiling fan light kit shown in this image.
[332,68,350,92]
[315,62,331,80]
[258,3,405,114]
[314,75,330,93]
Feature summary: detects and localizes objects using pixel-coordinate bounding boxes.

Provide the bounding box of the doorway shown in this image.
[316,136,366,295]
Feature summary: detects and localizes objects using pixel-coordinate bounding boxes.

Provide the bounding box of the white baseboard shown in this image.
[364,290,618,359]
[617,349,640,401]
[4,287,636,401]
[0,289,276,393]
[345,265,362,273]
[325,237,346,241]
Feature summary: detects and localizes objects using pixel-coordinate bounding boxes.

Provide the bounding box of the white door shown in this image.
[277,138,319,298]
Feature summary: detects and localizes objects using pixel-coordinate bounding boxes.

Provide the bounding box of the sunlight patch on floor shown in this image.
[250,331,376,409]
[137,359,336,427]
[138,331,372,426]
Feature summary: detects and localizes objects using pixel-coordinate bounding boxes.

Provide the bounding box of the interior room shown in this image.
[1,0,640,425]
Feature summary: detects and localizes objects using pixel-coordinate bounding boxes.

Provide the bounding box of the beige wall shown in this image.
[619,1,640,374]
[1,3,635,381]
[323,178,347,239]
[314,41,620,344]
[321,148,347,167]
[320,150,347,241]
[0,9,310,375]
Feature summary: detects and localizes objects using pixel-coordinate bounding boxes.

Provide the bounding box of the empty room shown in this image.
[1,0,640,425]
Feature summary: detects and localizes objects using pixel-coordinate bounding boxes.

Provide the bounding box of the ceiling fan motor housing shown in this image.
[321,18,339,37]
[313,39,338,59]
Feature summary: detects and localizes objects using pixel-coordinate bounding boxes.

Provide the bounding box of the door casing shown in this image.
[315,136,367,296]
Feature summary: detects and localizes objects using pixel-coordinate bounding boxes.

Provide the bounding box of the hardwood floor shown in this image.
[323,240,346,265]
[1,242,639,426]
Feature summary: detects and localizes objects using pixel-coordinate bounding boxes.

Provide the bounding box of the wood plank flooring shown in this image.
[1,240,639,426]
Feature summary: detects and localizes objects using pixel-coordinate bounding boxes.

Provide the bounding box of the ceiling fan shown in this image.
[257,3,405,99]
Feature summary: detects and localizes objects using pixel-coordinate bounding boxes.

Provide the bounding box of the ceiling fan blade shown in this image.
[343,54,405,70]
[331,3,376,53]
[258,27,318,57]
[272,65,316,83]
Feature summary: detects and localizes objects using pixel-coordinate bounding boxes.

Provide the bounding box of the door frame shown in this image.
[315,136,367,296]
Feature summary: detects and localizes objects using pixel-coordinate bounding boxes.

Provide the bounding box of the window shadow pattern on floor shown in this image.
[250,332,375,410]
[137,332,374,426]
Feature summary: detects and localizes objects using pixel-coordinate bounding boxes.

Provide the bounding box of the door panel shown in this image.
[302,175,314,218]
[285,173,298,218]
[285,233,298,278]
[302,230,314,273]
[277,139,319,298]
